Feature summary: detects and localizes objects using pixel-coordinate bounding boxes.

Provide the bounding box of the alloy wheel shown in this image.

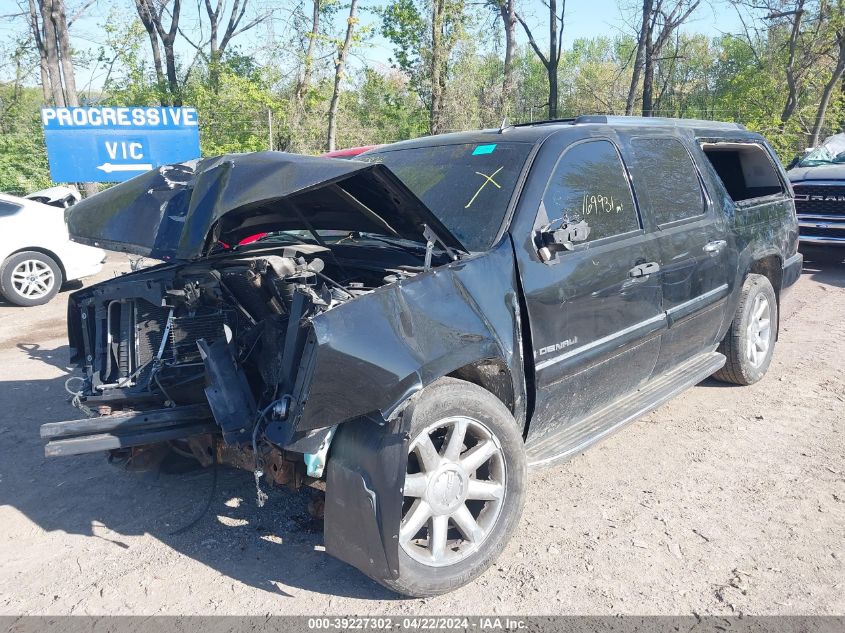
[745,293,771,368]
[11,259,55,300]
[400,415,507,567]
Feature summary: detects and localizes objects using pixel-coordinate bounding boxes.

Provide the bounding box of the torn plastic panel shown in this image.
[324,414,409,581]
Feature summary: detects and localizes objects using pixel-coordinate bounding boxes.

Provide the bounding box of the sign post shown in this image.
[41,106,201,183]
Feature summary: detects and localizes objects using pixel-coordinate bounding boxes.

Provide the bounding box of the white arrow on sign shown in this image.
[96,162,153,174]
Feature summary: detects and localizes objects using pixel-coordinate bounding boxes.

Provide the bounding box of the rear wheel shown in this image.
[379,378,527,597]
[713,274,777,385]
[0,251,63,307]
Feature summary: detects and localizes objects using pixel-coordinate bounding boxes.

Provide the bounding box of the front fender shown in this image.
[285,241,525,436]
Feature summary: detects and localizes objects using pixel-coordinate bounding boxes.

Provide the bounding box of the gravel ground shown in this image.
[0,254,842,616]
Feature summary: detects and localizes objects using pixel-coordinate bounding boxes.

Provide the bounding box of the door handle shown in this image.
[703,240,727,254]
[629,262,660,278]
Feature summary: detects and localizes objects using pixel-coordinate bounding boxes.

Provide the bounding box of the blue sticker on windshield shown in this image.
[472,144,497,155]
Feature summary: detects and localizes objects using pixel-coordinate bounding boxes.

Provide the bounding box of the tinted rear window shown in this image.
[359,142,533,251]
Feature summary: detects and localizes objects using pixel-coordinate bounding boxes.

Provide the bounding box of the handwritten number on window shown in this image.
[582,194,622,216]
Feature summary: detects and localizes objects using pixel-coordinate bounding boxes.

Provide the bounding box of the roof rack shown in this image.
[573,114,746,130]
[504,115,745,131]
[507,118,577,129]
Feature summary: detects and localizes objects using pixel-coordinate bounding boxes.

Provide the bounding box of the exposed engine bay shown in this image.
[51,239,428,487]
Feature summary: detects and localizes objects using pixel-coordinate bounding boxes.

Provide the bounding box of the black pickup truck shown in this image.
[42,115,801,597]
[787,132,845,263]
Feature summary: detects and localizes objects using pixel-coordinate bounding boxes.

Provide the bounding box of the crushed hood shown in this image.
[66,151,465,260]
[788,163,845,182]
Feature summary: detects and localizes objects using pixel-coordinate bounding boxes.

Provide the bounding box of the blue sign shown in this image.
[41,106,201,183]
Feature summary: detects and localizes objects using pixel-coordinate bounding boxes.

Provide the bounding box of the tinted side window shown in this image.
[541,140,639,242]
[0,200,21,216]
[628,137,705,225]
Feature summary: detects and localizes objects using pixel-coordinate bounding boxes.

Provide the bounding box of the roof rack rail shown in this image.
[572,114,746,130]
[508,118,577,128]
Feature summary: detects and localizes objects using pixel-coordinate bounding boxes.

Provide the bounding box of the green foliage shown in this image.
[381,0,426,74]
[184,59,281,155]
[0,84,51,195]
[3,0,845,194]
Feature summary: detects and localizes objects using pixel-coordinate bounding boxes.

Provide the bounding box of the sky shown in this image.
[0,0,745,93]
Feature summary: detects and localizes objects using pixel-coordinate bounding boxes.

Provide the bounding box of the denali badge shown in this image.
[536,337,579,357]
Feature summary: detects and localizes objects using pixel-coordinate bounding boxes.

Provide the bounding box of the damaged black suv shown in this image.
[42,115,802,597]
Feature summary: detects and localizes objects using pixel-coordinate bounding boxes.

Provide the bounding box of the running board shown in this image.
[526,351,725,469]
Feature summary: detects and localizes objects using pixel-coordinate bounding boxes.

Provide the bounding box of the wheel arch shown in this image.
[7,246,67,282]
[746,252,783,339]
[447,358,517,421]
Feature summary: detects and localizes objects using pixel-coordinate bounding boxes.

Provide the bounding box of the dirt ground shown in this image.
[0,254,842,616]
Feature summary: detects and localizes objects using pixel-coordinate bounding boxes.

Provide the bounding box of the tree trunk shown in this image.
[499,0,516,115]
[297,0,320,102]
[430,0,446,134]
[626,0,652,115]
[36,0,98,195]
[548,0,559,117]
[810,32,845,147]
[327,0,358,151]
[779,0,806,128]
[39,0,66,106]
[133,0,167,103]
[26,0,52,104]
[641,37,655,116]
[144,0,183,106]
[52,0,79,106]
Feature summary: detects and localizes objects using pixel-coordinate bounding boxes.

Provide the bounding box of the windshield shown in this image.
[359,141,533,251]
[799,133,845,167]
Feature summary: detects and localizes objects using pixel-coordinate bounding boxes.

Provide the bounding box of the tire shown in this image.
[799,245,843,265]
[0,251,63,307]
[712,274,777,386]
[378,378,527,597]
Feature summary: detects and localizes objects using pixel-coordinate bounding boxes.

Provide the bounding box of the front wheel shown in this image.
[713,274,778,385]
[379,378,527,597]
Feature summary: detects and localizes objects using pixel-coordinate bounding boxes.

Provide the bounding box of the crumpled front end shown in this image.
[45,234,525,584]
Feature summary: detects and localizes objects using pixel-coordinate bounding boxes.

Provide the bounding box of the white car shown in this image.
[0,193,105,306]
[25,186,81,208]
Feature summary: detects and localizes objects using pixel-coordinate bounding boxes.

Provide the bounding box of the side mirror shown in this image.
[786,156,799,170]
[537,220,591,262]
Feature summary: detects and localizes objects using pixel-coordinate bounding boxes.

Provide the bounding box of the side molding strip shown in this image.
[535,313,667,371]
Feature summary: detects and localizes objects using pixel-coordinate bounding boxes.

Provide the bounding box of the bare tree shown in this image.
[488,0,516,116]
[625,0,699,116]
[296,0,321,103]
[133,0,183,105]
[769,2,808,126]
[201,0,270,86]
[810,6,845,145]
[327,0,359,151]
[25,0,51,103]
[25,0,97,195]
[133,0,167,100]
[516,0,565,118]
[732,0,831,130]
[625,0,652,114]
